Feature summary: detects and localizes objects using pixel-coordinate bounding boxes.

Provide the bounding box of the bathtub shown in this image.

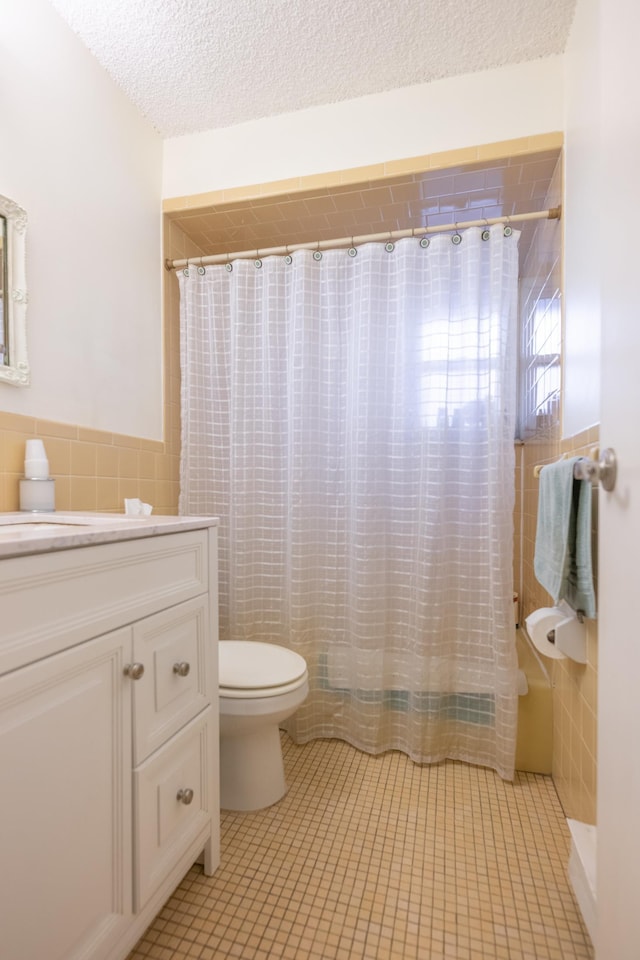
[515,628,553,774]
[318,630,552,771]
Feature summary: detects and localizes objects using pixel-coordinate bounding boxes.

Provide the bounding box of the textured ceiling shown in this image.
[47,0,576,138]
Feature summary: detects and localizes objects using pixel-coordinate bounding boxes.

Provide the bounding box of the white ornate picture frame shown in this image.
[0,193,29,386]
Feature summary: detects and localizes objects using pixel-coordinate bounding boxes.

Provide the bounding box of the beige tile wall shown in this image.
[0,413,175,513]
[518,156,598,824]
[0,221,202,516]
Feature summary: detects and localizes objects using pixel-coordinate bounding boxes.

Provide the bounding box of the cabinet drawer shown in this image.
[0,530,209,675]
[134,708,214,910]
[133,596,212,764]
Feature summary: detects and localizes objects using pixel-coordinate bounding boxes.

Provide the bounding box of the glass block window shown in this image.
[518,254,562,439]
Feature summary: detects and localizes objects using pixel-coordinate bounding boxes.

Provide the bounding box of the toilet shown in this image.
[218,640,309,811]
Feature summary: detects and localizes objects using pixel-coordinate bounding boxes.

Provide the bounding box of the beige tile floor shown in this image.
[128,736,594,960]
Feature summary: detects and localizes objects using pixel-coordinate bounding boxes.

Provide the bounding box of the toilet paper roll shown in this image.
[524,607,567,659]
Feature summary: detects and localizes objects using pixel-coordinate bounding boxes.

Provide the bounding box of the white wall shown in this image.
[0,0,163,439]
[163,57,564,198]
[562,0,601,437]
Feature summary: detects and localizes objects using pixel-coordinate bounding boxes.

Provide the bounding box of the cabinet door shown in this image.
[0,628,132,960]
[133,596,211,764]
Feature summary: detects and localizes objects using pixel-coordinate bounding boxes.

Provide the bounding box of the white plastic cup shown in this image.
[24,439,50,478]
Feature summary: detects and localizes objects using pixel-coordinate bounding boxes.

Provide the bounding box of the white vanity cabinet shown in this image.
[0,520,220,960]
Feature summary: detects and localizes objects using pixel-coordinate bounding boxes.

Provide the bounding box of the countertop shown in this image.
[0,512,220,560]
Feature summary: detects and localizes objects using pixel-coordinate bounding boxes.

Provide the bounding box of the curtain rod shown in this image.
[165,206,561,271]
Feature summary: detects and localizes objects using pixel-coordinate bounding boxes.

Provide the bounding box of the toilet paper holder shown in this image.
[525,601,587,664]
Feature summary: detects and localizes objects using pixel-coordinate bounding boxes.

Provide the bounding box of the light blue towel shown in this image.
[534,457,597,619]
[564,474,597,619]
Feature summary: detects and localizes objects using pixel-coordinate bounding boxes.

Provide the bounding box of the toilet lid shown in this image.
[219,641,307,690]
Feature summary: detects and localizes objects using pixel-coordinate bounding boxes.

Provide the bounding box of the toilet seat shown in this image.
[219,641,308,699]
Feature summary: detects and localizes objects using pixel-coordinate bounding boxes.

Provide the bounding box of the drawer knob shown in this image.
[177,788,194,805]
[123,662,145,680]
[173,661,191,677]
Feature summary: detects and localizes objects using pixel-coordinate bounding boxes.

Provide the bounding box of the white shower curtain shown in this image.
[179,226,520,779]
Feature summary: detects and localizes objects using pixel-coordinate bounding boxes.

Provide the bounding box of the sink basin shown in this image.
[0,513,154,536]
[0,522,90,533]
[0,520,86,533]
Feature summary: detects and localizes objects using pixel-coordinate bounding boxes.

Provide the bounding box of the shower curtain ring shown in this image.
[452,223,462,245]
[225,253,233,273]
[183,257,190,277]
[385,231,395,253]
[348,237,357,257]
[503,216,513,238]
[482,219,491,241]
[197,256,205,275]
[313,241,322,261]
[284,244,293,265]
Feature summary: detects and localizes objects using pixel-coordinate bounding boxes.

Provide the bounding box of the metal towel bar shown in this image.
[533,447,617,492]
